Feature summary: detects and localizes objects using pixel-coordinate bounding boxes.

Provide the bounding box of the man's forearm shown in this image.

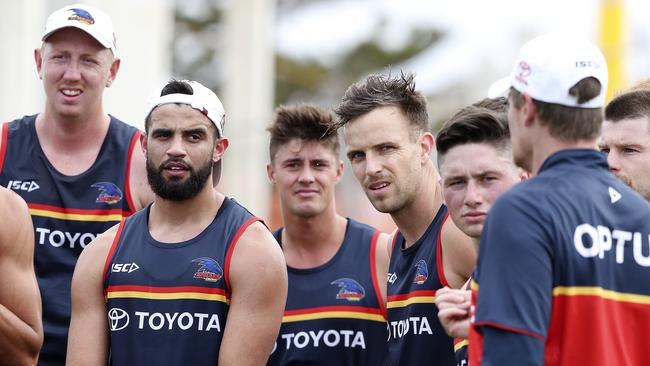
[0,305,42,366]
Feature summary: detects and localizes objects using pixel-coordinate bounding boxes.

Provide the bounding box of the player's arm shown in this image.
[470,195,551,366]
[480,327,544,366]
[219,222,288,366]
[441,219,476,289]
[129,135,155,210]
[0,190,43,365]
[374,232,390,307]
[435,287,471,339]
[66,225,119,366]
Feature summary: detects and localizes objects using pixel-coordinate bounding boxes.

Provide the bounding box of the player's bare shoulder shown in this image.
[75,223,122,277]
[0,187,32,246]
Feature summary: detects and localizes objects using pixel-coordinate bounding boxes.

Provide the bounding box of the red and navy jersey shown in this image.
[0,114,140,365]
[386,205,455,366]
[104,198,259,365]
[470,149,650,365]
[268,218,387,366]
[454,280,471,366]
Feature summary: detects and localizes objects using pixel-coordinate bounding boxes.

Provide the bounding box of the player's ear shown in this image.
[34,48,43,79]
[335,160,344,184]
[419,132,435,164]
[522,93,537,127]
[140,133,147,154]
[106,57,120,88]
[266,163,276,183]
[213,136,229,163]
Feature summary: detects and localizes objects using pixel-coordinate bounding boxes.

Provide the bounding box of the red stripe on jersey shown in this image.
[102,220,126,292]
[0,123,8,175]
[387,289,436,302]
[123,131,141,214]
[106,285,227,295]
[545,292,650,365]
[369,230,387,318]
[436,212,450,288]
[284,305,383,316]
[223,217,260,292]
[28,203,129,216]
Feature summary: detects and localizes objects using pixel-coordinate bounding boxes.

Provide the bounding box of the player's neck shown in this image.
[391,166,442,248]
[148,186,224,244]
[529,132,597,175]
[281,211,347,269]
[36,109,110,147]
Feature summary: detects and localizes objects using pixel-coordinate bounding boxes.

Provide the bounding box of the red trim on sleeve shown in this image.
[472,320,546,341]
[436,212,450,288]
[223,217,261,293]
[123,131,141,215]
[391,229,400,252]
[102,220,126,295]
[0,122,9,175]
[369,230,387,319]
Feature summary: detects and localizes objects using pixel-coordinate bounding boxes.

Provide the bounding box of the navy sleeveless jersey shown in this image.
[470,150,650,365]
[386,205,455,366]
[0,115,140,365]
[268,218,388,366]
[104,198,259,365]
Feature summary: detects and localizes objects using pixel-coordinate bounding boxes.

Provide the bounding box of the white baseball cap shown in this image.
[144,80,227,184]
[488,34,608,108]
[42,3,117,54]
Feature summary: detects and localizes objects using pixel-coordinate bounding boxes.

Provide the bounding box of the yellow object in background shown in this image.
[600,0,627,101]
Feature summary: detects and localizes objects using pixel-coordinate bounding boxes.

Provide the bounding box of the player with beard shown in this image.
[265,104,389,365]
[600,90,650,202]
[66,80,287,365]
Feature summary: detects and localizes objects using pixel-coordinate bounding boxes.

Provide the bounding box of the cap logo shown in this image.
[575,60,600,69]
[515,61,531,85]
[67,8,95,25]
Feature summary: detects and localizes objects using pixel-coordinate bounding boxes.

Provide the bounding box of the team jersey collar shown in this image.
[538,149,608,175]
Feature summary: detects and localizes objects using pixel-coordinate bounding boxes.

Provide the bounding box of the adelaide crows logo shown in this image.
[67,8,96,25]
[91,182,123,204]
[331,278,365,302]
[413,259,428,285]
[192,257,223,282]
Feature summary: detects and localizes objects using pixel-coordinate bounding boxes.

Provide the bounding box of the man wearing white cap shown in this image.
[0,4,153,365]
[67,79,288,366]
[469,34,650,365]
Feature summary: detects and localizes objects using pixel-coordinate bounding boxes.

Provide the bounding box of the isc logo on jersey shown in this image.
[7,180,39,192]
[108,308,222,332]
[111,262,140,273]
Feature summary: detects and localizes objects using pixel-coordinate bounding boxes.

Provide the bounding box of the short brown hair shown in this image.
[509,77,603,140]
[605,90,650,133]
[333,71,429,138]
[436,97,510,166]
[268,104,339,163]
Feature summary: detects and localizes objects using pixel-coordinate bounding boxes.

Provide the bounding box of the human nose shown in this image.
[365,153,382,177]
[62,61,81,82]
[166,136,187,158]
[298,165,315,184]
[607,151,621,173]
[464,181,482,207]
